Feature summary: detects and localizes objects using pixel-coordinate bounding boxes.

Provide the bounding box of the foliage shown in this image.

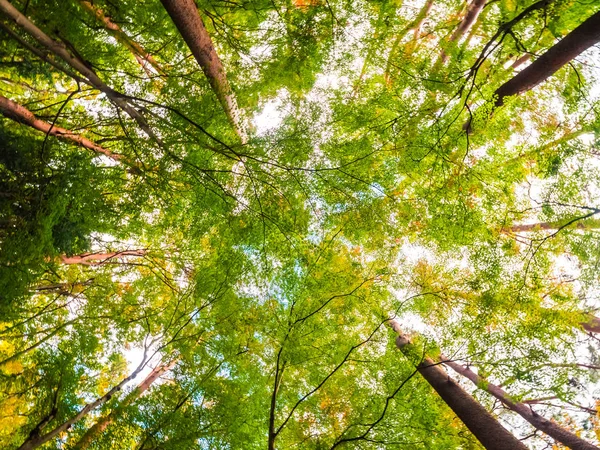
[1,0,600,448]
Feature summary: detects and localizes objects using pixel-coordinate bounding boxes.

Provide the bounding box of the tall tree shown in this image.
[159,0,248,143]
[16,358,150,450]
[71,360,177,450]
[443,357,600,450]
[0,94,124,162]
[494,9,600,107]
[390,320,528,450]
[78,0,164,76]
[437,0,486,66]
[0,0,160,143]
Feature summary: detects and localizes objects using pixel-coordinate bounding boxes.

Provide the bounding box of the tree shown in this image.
[78,0,164,76]
[71,359,176,450]
[0,94,124,162]
[390,320,528,450]
[2,0,600,448]
[494,9,600,107]
[443,357,599,450]
[160,0,248,143]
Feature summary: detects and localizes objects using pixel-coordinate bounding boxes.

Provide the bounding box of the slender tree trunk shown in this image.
[78,0,163,76]
[32,280,93,293]
[507,218,600,233]
[0,320,76,368]
[72,360,176,450]
[159,0,248,143]
[384,0,435,86]
[59,250,147,266]
[17,359,149,450]
[438,0,486,65]
[0,0,160,144]
[511,54,531,70]
[0,21,84,83]
[442,357,600,450]
[0,94,124,162]
[494,10,600,107]
[389,320,528,450]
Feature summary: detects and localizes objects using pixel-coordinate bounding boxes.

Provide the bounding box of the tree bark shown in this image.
[438,0,486,65]
[159,0,248,143]
[17,359,148,450]
[72,360,176,450]
[58,250,147,265]
[0,0,160,144]
[442,357,600,450]
[582,315,600,334]
[78,0,163,76]
[389,320,528,450]
[494,10,600,107]
[507,218,600,233]
[511,54,531,70]
[0,94,124,162]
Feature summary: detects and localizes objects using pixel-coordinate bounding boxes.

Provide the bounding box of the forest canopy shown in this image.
[1,0,600,448]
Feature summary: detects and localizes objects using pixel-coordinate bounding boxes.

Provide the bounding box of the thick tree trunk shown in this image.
[438,0,486,65]
[442,357,600,450]
[494,10,600,107]
[72,360,176,450]
[78,1,163,76]
[0,94,124,162]
[159,0,247,143]
[0,0,160,144]
[389,321,527,450]
[17,360,148,450]
[59,250,147,265]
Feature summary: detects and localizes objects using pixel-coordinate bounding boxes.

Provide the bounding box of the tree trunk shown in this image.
[0,0,160,144]
[582,315,600,334]
[59,250,147,266]
[507,218,600,233]
[78,0,163,76]
[72,360,176,450]
[511,54,531,70]
[0,94,124,162]
[438,0,486,65]
[17,359,148,450]
[442,357,600,450]
[389,320,528,450]
[159,0,247,143]
[494,10,600,107]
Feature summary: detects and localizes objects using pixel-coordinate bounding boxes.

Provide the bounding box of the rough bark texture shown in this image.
[443,358,600,450]
[59,250,147,265]
[0,0,160,143]
[160,0,247,143]
[17,361,148,450]
[439,0,486,65]
[0,94,123,161]
[79,0,163,75]
[72,360,176,450]
[494,10,600,107]
[389,321,527,450]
